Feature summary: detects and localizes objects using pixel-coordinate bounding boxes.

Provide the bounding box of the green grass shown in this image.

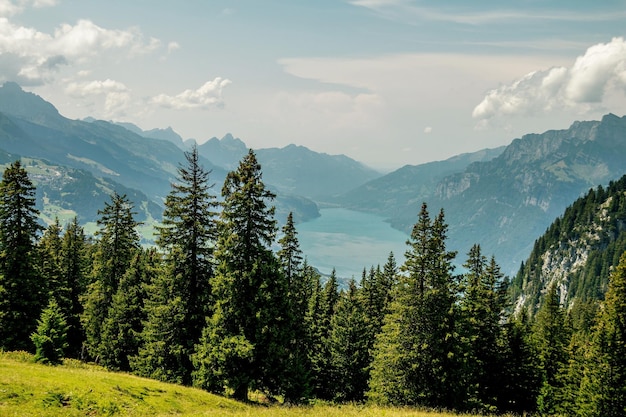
[0,351,486,417]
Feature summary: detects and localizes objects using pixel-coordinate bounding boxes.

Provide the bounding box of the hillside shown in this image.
[510,174,626,315]
[0,352,463,417]
[341,114,626,273]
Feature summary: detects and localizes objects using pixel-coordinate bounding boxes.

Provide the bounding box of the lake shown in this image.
[296,208,409,278]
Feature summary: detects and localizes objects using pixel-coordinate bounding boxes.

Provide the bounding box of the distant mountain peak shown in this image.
[0,82,61,126]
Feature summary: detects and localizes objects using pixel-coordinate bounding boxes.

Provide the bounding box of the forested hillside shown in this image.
[511,174,626,314]
[2,148,626,416]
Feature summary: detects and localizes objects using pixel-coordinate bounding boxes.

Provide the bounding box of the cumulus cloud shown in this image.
[0,17,163,85]
[0,0,56,17]
[66,79,132,117]
[151,78,232,110]
[473,37,626,122]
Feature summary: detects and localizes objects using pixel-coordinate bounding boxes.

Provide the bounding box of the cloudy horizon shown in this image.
[2,1,626,170]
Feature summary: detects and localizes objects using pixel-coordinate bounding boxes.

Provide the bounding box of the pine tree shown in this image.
[135,145,219,384]
[31,298,68,365]
[39,219,65,305]
[533,283,571,414]
[329,279,370,402]
[277,213,313,403]
[82,192,141,361]
[578,251,626,416]
[193,150,291,400]
[59,217,89,358]
[100,249,154,371]
[458,245,509,412]
[368,203,459,408]
[0,160,45,351]
[156,144,219,344]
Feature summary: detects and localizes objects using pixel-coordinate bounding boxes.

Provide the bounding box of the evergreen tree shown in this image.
[533,283,571,414]
[135,145,219,384]
[0,160,44,351]
[100,249,154,371]
[156,144,219,345]
[329,279,370,402]
[132,247,191,384]
[31,298,68,365]
[60,217,89,358]
[308,268,339,400]
[82,192,141,361]
[277,213,313,403]
[38,218,65,305]
[458,245,508,411]
[368,203,459,408]
[578,251,626,416]
[193,150,291,400]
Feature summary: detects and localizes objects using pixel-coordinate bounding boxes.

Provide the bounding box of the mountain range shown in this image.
[1,81,626,279]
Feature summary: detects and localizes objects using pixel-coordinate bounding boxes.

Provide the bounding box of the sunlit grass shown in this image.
[0,351,494,417]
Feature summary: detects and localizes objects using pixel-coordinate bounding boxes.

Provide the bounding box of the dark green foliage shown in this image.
[134,145,219,384]
[82,192,141,361]
[31,299,68,365]
[193,150,293,401]
[329,279,369,402]
[577,251,626,416]
[59,217,89,358]
[368,203,460,408]
[457,246,513,412]
[0,160,44,351]
[100,249,154,371]
[533,283,571,414]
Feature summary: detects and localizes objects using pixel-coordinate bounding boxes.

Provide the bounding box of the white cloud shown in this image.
[0,17,164,85]
[151,78,232,110]
[0,0,56,17]
[424,126,433,134]
[65,79,132,117]
[472,37,626,121]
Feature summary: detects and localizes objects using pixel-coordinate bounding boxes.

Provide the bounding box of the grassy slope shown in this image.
[0,352,476,417]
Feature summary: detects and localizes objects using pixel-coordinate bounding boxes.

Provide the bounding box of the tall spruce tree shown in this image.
[458,245,509,411]
[0,160,44,351]
[277,212,313,403]
[368,203,459,408]
[329,279,370,402]
[60,217,89,358]
[533,283,571,415]
[578,251,626,416]
[135,145,219,384]
[82,192,141,361]
[192,150,292,400]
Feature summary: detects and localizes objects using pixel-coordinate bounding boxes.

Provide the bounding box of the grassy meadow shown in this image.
[0,351,494,417]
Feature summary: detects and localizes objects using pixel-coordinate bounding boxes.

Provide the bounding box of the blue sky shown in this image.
[3,1,626,170]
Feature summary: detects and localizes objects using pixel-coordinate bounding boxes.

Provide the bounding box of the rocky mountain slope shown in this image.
[510,174,626,315]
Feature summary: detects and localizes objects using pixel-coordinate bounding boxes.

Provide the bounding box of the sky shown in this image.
[2,1,626,171]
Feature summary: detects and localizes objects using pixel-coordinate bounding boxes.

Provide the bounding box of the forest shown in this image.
[1,146,626,416]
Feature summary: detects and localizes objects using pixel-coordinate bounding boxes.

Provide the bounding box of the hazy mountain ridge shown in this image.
[338,114,626,274]
[510,174,626,315]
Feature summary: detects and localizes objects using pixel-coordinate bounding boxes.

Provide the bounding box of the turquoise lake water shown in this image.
[296,208,409,278]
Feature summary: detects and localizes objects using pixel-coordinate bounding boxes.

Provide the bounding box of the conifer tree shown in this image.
[136,145,219,384]
[193,150,291,400]
[578,251,626,416]
[82,192,141,361]
[0,160,44,351]
[533,283,571,414]
[330,279,370,402]
[100,249,155,371]
[156,144,219,344]
[31,298,68,365]
[368,203,459,408]
[39,218,64,305]
[277,213,313,403]
[60,217,89,358]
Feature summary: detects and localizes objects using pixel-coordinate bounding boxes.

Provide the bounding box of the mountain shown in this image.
[255,144,381,200]
[509,175,626,315]
[338,114,626,274]
[333,147,505,216]
[115,122,185,147]
[197,133,248,171]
